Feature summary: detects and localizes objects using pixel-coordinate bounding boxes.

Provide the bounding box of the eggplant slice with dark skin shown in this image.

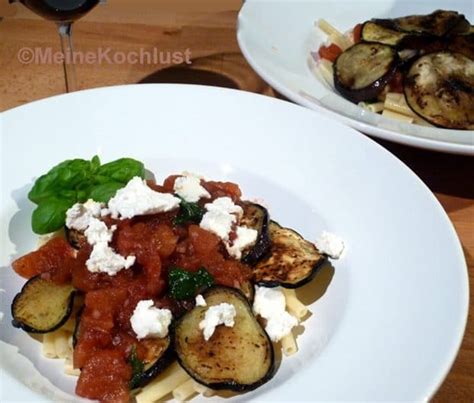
[173,286,274,392]
[404,51,474,129]
[334,42,400,103]
[448,33,474,60]
[131,337,175,389]
[65,227,86,249]
[72,306,174,386]
[373,10,470,37]
[253,221,327,288]
[361,21,408,46]
[239,202,271,266]
[11,275,76,333]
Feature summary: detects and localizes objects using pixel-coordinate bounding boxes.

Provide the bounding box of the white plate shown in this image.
[0,84,468,401]
[237,0,474,155]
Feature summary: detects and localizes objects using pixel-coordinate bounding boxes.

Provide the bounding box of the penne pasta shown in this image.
[173,379,196,402]
[192,380,215,397]
[413,117,434,127]
[136,362,190,403]
[317,18,344,38]
[328,32,352,51]
[61,316,76,332]
[37,228,65,248]
[282,289,308,320]
[54,330,72,359]
[358,101,385,113]
[384,95,416,117]
[382,109,414,123]
[64,358,81,377]
[281,331,298,356]
[42,333,58,358]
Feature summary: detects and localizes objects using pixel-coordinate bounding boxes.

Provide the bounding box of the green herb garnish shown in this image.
[28,156,145,234]
[173,197,205,226]
[168,267,214,300]
[128,345,145,389]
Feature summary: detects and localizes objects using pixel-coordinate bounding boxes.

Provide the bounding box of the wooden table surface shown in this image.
[0,1,473,401]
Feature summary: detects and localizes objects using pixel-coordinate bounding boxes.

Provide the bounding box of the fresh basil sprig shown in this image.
[168,267,214,300]
[28,156,145,234]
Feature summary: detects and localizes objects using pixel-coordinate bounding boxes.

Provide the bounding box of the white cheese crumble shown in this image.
[205,197,243,216]
[199,303,236,341]
[173,175,210,203]
[200,197,257,259]
[65,199,103,230]
[253,286,298,342]
[226,226,258,259]
[130,300,172,339]
[316,231,345,259]
[200,197,243,240]
[200,210,236,240]
[86,242,136,276]
[84,217,116,245]
[108,177,181,219]
[195,294,207,307]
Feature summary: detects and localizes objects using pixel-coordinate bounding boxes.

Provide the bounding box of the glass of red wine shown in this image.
[10,0,102,92]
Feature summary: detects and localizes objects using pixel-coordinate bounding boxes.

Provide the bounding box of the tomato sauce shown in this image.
[13,175,251,402]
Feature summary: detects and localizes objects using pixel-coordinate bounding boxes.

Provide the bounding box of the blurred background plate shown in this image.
[237,0,474,155]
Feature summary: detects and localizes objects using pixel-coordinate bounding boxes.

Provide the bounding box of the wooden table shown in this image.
[0,1,473,400]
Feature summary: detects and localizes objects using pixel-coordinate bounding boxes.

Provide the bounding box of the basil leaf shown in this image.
[28,158,94,203]
[89,181,124,203]
[97,158,145,184]
[173,197,205,226]
[32,197,73,234]
[168,267,214,300]
[128,345,145,389]
[90,155,101,173]
[28,156,145,234]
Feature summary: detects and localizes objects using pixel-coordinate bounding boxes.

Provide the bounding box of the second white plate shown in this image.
[237,0,474,155]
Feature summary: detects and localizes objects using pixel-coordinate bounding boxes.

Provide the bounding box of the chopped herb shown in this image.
[173,197,205,226]
[168,267,214,300]
[28,156,145,234]
[128,345,145,389]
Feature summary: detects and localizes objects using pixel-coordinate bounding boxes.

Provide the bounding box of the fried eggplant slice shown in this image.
[65,227,86,249]
[334,42,399,103]
[374,10,470,37]
[361,21,408,46]
[448,33,474,60]
[238,279,255,303]
[404,51,474,129]
[173,286,274,391]
[240,202,271,265]
[253,221,327,288]
[131,337,175,388]
[11,275,75,333]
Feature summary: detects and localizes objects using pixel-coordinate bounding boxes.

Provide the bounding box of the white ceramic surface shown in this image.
[0,84,469,401]
[237,0,474,155]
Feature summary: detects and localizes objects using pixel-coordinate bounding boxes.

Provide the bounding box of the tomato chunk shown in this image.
[318,43,343,62]
[203,180,242,201]
[76,349,132,403]
[353,23,362,43]
[12,237,75,280]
